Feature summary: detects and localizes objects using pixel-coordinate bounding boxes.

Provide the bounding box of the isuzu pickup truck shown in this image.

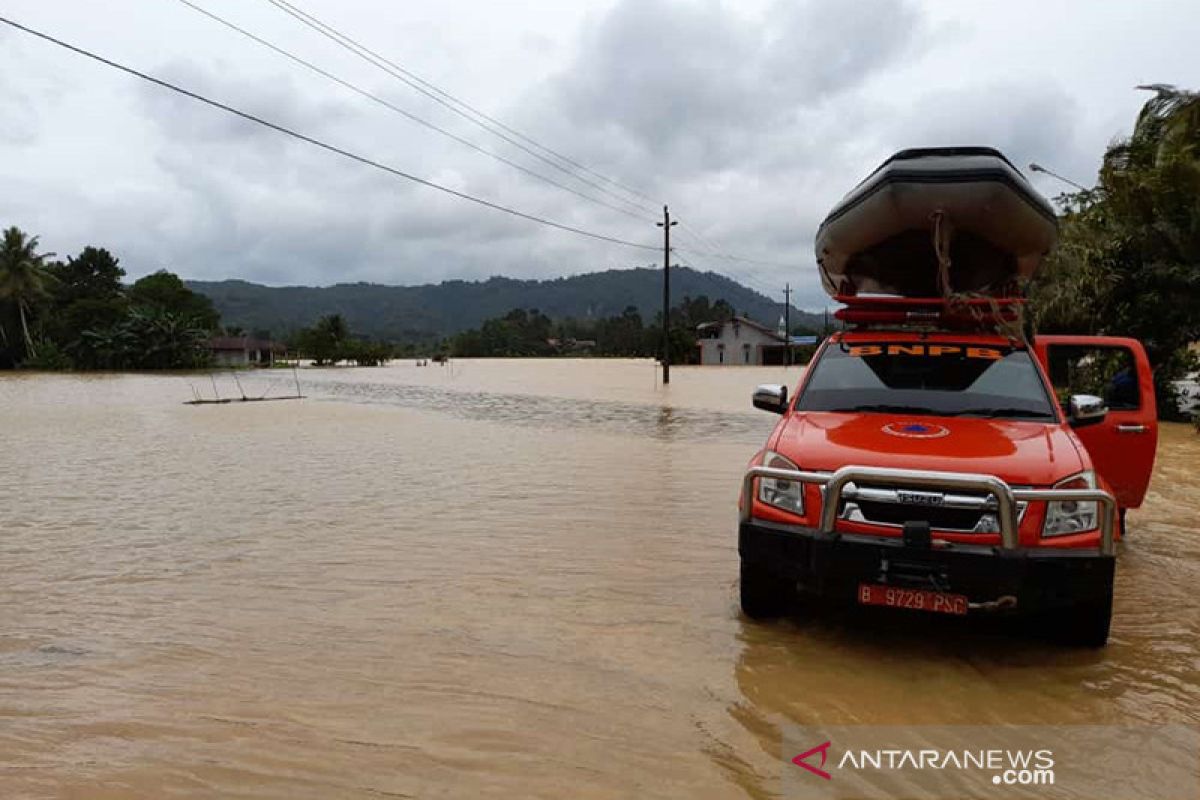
[739,327,1158,646]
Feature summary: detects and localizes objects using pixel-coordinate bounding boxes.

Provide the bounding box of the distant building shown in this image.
[546,337,597,353]
[696,316,817,366]
[1177,343,1199,414]
[209,336,283,367]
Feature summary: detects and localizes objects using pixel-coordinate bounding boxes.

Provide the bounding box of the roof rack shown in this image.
[833,295,1025,333]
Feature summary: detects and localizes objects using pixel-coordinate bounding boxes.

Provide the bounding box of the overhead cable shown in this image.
[174,0,655,224]
[264,0,809,276]
[0,15,659,252]
[262,0,656,217]
[265,0,660,207]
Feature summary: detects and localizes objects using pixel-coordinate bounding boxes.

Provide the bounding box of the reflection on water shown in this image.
[301,375,768,444]
[0,360,1196,798]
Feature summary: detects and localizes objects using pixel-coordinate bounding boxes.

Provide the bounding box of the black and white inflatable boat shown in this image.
[814,147,1058,298]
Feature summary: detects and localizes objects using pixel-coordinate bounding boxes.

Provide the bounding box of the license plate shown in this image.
[857,583,968,616]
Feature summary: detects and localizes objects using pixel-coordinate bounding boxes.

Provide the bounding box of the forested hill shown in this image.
[187,267,826,342]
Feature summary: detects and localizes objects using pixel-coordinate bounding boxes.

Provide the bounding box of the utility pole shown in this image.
[783,283,792,367]
[657,205,677,384]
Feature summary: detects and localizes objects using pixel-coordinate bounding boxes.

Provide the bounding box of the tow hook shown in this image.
[968,595,1019,612]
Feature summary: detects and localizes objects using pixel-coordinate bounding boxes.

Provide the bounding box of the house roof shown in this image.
[697,315,786,342]
[209,336,284,352]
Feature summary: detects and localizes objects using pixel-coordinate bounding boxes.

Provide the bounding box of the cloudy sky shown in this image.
[0,0,1194,309]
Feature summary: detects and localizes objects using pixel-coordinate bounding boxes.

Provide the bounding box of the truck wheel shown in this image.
[1046,593,1113,647]
[739,560,794,619]
[1119,508,1128,537]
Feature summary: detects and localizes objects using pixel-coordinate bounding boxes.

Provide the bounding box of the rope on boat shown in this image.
[929,209,1030,346]
[931,209,954,298]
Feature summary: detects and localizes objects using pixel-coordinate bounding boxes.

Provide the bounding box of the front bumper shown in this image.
[739,520,1115,612]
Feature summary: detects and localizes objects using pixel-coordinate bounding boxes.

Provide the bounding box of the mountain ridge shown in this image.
[187,267,826,342]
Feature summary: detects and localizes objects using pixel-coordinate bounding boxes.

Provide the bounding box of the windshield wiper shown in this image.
[831,404,941,415]
[953,407,1055,420]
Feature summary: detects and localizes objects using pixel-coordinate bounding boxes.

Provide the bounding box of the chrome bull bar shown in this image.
[740,465,1116,556]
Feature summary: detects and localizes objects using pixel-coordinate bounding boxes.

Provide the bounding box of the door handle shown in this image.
[1116,424,1148,434]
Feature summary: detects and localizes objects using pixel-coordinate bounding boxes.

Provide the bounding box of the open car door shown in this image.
[1033,335,1158,509]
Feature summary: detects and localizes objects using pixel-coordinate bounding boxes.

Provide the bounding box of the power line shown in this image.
[677,255,771,296]
[670,202,814,274]
[173,0,655,224]
[670,230,781,296]
[261,0,657,217]
[675,244,803,270]
[671,215,807,270]
[0,15,659,253]
[674,251,777,300]
[673,221,794,286]
[665,217,786,293]
[265,0,660,209]
[262,0,816,277]
[676,219,736,262]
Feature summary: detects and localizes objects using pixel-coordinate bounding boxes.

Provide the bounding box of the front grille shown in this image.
[833,482,1029,534]
[852,500,986,530]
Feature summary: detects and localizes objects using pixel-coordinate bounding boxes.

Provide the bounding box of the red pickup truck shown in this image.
[739,328,1158,646]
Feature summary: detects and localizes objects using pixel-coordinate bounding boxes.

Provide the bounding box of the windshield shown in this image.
[796,341,1058,421]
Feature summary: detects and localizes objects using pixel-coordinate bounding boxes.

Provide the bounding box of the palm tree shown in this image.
[1129,84,1200,163]
[77,323,137,370]
[1036,85,1200,415]
[127,307,211,369]
[0,226,56,361]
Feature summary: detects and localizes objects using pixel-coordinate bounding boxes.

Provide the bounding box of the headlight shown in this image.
[1042,471,1099,537]
[758,451,805,516]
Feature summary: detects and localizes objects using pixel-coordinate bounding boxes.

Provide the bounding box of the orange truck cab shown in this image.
[738,326,1158,646]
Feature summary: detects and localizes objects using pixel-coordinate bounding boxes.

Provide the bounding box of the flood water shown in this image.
[2,360,1197,798]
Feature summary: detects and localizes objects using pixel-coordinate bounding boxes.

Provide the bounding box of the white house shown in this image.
[209,336,282,367]
[696,316,785,365]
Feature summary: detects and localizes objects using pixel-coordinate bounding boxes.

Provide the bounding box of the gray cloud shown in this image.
[0,79,38,145]
[0,0,1194,312]
[528,0,922,177]
[137,58,370,151]
[761,0,922,102]
[881,84,1081,174]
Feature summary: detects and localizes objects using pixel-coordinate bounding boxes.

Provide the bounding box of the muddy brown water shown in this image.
[1,360,1196,798]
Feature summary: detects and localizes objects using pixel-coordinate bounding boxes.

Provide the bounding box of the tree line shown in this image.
[0,229,402,370]
[1030,84,1199,419]
[446,297,735,360]
[0,229,221,370]
[289,314,397,366]
[446,295,818,361]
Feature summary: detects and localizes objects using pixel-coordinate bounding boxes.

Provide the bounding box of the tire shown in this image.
[1118,508,1128,538]
[1045,592,1113,647]
[739,560,795,619]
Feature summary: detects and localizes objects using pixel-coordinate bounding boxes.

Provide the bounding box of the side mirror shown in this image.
[753,384,788,414]
[1068,394,1107,428]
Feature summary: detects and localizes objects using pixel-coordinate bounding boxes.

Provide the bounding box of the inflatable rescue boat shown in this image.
[814,147,1057,298]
